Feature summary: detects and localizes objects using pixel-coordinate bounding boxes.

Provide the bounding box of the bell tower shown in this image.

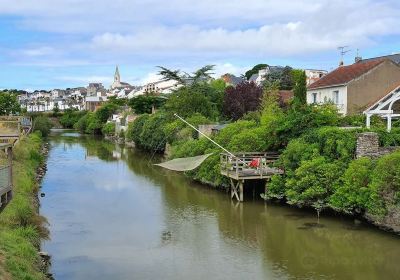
[114,65,121,83]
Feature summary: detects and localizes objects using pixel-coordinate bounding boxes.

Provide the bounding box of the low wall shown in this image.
[356,132,400,159]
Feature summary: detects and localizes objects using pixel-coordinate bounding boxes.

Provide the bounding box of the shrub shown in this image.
[329,157,375,213]
[102,122,116,136]
[285,157,344,212]
[59,109,87,128]
[32,116,52,137]
[140,113,168,152]
[367,151,400,217]
[126,114,150,147]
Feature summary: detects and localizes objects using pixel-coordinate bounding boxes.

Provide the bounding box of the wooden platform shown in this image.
[220,152,284,202]
[0,144,13,209]
[0,117,32,210]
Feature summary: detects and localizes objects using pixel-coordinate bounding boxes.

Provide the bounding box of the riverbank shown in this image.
[0,132,50,280]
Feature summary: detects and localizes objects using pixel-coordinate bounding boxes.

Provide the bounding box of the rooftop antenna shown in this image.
[338,46,351,66]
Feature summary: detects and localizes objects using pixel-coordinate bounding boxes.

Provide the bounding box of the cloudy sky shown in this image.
[1,0,400,90]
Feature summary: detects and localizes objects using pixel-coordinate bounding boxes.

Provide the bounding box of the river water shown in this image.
[41,130,400,280]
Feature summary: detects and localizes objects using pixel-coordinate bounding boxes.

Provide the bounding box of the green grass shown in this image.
[0,132,48,279]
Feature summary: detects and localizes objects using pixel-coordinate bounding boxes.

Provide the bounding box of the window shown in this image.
[312,92,317,103]
[332,90,339,104]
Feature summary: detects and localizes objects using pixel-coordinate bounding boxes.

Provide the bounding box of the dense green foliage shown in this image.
[126,114,150,148]
[0,91,21,115]
[292,70,307,104]
[0,133,48,279]
[33,116,52,137]
[102,122,116,136]
[59,109,87,128]
[73,103,118,135]
[128,95,166,114]
[164,81,225,120]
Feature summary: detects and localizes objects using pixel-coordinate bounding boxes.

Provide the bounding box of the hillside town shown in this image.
[18,64,326,113]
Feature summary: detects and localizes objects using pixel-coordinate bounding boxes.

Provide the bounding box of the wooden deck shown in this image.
[0,117,32,210]
[0,143,13,209]
[220,152,284,202]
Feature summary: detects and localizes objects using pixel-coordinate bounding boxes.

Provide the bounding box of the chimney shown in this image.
[339,61,344,67]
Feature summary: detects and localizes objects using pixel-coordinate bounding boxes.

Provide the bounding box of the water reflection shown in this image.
[42,131,400,280]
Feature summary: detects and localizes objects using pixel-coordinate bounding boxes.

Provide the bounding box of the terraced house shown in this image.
[307,58,400,115]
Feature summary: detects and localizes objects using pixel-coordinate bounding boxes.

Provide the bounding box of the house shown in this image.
[307,59,400,115]
[221,74,245,87]
[85,96,107,112]
[357,53,400,65]
[87,83,106,96]
[304,69,327,86]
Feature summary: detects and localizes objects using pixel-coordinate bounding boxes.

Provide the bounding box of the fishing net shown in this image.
[154,153,213,171]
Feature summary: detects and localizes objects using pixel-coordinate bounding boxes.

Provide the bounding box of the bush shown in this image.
[329,157,375,213]
[285,157,343,212]
[126,114,150,147]
[33,116,52,137]
[367,151,400,217]
[102,122,116,136]
[59,109,87,128]
[140,113,168,152]
[74,113,89,132]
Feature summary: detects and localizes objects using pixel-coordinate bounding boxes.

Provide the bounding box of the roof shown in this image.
[359,53,400,65]
[307,60,385,90]
[278,90,294,104]
[249,73,258,82]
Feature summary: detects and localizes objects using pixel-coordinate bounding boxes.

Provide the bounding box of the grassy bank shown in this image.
[0,132,48,280]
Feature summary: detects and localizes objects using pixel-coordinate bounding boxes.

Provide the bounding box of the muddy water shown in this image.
[41,131,400,280]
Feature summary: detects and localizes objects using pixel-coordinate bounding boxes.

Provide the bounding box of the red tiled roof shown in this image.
[307,59,385,90]
[278,90,294,104]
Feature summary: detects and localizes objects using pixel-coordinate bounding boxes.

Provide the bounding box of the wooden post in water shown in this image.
[239,180,244,202]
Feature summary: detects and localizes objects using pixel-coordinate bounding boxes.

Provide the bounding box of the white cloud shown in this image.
[20,47,55,57]
[56,76,112,84]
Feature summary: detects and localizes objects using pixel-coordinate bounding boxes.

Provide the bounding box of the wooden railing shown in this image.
[220,152,283,180]
[0,116,32,144]
[0,144,13,209]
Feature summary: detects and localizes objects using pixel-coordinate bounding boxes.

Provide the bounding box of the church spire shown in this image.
[114,65,120,82]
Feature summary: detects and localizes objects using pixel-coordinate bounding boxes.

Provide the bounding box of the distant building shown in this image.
[304,69,328,86]
[111,66,131,89]
[221,74,245,87]
[85,96,107,112]
[307,59,400,115]
[87,83,105,96]
[248,66,285,85]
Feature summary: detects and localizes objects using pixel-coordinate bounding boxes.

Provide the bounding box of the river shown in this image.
[40,130,400,280]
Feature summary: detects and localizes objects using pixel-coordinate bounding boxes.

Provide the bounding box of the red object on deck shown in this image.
[249,158,260,168]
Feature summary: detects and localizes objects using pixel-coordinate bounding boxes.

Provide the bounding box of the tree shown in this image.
[128,95,166,114]
[164,84,217,119]
[223,81,263,121]
[158,65,215,85]
[280,66,293,90]
[245,64,268,80]
[292,70,307,104]
[0,91,21,115]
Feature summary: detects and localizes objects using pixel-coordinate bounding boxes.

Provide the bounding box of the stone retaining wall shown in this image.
[356,132,400,159]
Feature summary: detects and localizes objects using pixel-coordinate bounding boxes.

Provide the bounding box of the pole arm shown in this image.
[173,113,237,158]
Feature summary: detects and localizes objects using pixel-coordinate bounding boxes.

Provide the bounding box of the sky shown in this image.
[1,0,400,90]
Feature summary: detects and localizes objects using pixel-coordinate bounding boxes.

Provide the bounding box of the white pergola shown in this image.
[364,85,400,132]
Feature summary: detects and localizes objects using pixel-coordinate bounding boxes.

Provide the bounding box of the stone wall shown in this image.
[198,124,218,138]
[356,132,399,159]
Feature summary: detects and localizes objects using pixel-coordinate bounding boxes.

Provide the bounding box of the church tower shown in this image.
[114,65,121,83]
